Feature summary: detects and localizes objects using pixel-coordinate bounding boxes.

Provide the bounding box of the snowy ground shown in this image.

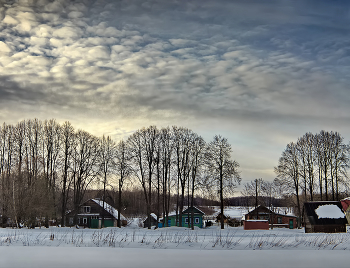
[1,225,350,267]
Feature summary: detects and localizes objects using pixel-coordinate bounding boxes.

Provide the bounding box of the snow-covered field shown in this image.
[1,225,350,267]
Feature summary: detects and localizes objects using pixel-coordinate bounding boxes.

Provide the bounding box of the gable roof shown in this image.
[304,201,347,225]
[143,213,160,224]
[246,205,297,218]
[91,199,126,220]
[182,206,205,215]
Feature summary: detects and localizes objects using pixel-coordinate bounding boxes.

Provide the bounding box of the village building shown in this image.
[245,205,297,229]
[167,207,205,228]
[143,213,162,228]
[67,199,127,228]
[303,201,348,233]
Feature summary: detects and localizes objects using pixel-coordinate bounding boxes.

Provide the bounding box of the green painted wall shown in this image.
[167,215,203,228]
[91,219,99,228]
[103,219,114,227]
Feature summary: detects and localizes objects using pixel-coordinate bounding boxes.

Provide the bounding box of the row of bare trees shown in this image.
[0,119,133,228]
[274,131,350,224]
[127,126,241,229]
[0,120,241,229]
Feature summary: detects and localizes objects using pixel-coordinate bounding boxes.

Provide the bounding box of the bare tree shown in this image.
[173,127,194,227]
[275,142,301,227]
[206,135,241,229]
[59,121,74,226]
[71,130,99,225]
[114,140,132,227]
[97,135,116,227]
[159,127,174,227]
[189,134,206,230]
[128,126,159,229]
[42,119,61,222]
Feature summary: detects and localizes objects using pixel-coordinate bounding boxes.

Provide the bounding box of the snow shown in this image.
[1,225,350,267]
[91,199,126,220]
[315,205,345,219]
[2,247,349,268]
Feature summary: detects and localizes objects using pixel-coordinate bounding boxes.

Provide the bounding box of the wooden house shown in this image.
[304,201,347,233]
[67,199,127,228]
[167,207,205,228]
[245,205,297,229]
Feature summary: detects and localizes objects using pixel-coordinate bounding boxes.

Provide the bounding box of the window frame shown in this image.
[83,206,91,213]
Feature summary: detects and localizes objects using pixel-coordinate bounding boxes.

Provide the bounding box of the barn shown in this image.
[304,201,348,233]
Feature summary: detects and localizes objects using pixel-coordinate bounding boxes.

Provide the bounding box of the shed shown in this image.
[143,213,162,228]
[304,201,347,233]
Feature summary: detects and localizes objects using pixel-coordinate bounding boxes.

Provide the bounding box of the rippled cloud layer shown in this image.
[1,0,349,181]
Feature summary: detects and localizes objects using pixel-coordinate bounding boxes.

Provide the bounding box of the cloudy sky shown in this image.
[1,0,350,183]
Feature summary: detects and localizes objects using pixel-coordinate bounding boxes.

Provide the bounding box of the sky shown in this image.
[0,0,350,184]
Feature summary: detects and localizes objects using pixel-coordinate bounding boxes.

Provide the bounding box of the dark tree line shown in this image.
[0,120,241,229]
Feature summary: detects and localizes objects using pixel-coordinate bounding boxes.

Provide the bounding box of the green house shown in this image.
[67,199,127,228]
[167,207,205,228]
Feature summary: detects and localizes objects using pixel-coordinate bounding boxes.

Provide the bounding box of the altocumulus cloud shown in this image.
[0,0,350,181]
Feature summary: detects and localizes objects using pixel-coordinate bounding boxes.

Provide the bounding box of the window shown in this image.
[195,217,200,224]
[83,218,87,224]
[277,217,282,224]
[185,218,193,224]
[83,206,91,213]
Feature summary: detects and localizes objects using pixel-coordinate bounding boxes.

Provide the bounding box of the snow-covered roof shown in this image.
[91,199,126,220]
[315,204,345,219]
[304,201,348,226]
